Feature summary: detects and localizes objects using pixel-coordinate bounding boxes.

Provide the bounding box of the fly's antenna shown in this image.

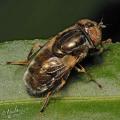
[98,17,106,28]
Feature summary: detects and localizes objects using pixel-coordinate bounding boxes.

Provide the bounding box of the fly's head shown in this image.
[77,19,106,47]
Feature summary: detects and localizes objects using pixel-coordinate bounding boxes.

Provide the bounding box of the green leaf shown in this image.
[0,40,120,120]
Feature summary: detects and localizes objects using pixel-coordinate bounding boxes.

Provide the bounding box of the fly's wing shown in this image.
[44,59,70,92]
[27,57,70,96]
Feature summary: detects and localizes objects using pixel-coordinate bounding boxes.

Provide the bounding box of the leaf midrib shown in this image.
[0,96,120,106]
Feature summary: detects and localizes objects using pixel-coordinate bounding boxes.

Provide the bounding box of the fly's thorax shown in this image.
[52,25,93,57]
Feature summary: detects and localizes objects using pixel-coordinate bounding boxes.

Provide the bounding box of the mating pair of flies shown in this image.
[7,19,111,112]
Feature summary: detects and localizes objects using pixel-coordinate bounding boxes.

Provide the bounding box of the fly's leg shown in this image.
[55,79,66,92]
[6,60,29,66]
[27,41,42,61]
[90,38,112,56]
[101,38,112,45]
[40,79,66,112]
[89,46,104,56]
[75,65,102,88]
[40,91,52,112]
[6,41,42,66]
[53,79,66,97]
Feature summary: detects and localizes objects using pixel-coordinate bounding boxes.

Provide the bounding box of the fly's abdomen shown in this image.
[23,70,47,96]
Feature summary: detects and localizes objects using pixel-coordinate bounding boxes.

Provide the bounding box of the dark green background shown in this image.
[0,0,114,42]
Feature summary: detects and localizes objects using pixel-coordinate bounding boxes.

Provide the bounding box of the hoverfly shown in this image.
[7,19,111,112]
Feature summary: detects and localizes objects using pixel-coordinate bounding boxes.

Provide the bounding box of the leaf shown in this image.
[0,40,120,120]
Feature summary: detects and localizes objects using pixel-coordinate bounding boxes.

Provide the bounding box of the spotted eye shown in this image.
[86,22,94,27]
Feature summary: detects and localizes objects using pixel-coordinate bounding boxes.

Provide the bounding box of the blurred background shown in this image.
[0,0,120,42]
